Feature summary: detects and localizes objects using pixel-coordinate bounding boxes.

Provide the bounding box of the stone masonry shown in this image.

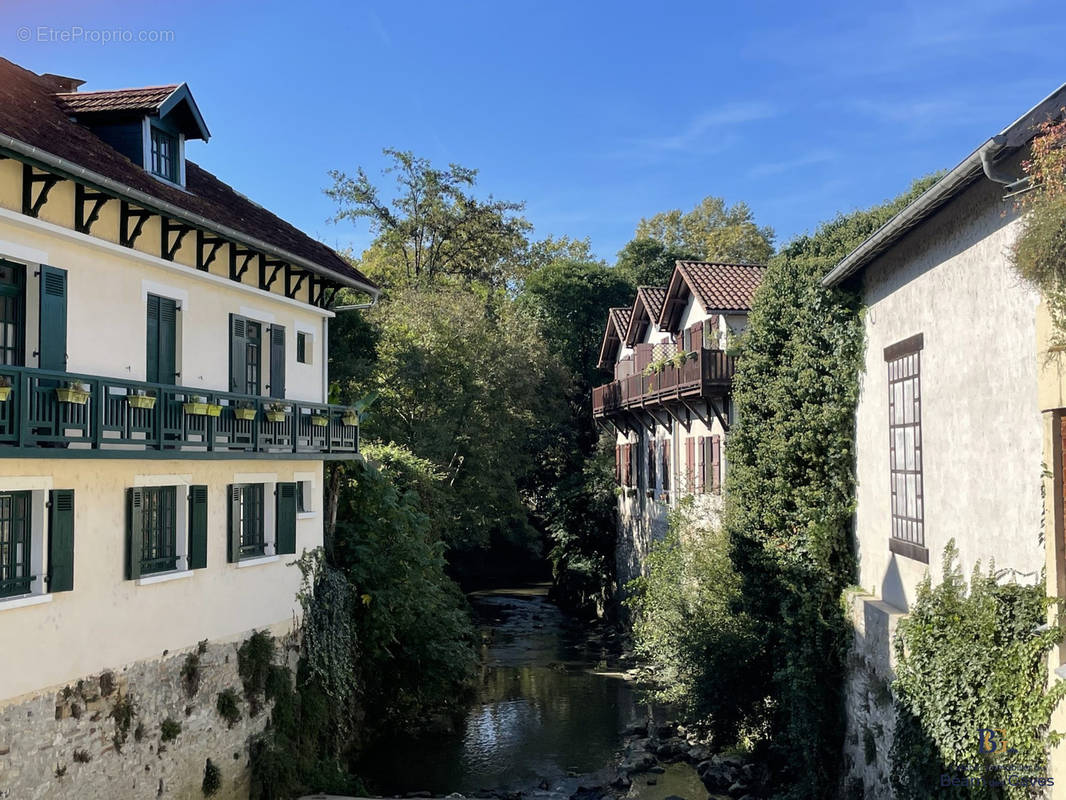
[0,629,297,800]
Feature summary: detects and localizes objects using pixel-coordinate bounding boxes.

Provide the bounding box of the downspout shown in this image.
[979,136,1030,193]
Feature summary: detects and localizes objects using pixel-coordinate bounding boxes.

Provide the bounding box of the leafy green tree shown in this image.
[614,237,698,287]
[326,149,531,289]
[636,196,774,264]
[725,175,941,797]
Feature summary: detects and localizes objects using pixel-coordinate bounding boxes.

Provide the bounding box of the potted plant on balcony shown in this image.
[183,394,210,415]
[265,402,289,424]
[309,411,329,427]
[126,389,156,410]
[341,407,359,426]
[233,400,257,421]
[0,375,12,402]
[205,400,223,417]
[56,380,90,405]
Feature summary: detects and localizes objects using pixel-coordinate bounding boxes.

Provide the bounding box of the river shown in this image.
[355,585,706,799]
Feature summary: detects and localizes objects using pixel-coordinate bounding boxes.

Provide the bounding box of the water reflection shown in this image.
[358,587,645,795]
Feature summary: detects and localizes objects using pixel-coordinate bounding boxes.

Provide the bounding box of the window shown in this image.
[138,487,177,575]
[229,316,262,395]
[0,259,25,367]
[235,484,265,558]
[885,335,927,562]
[0,492,31,598]
[660,439,670,495]
[297,331,311,364]
[150,127,179,182]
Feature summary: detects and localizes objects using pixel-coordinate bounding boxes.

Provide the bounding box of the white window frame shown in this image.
[0,477,53,610]
[133,474,193,586]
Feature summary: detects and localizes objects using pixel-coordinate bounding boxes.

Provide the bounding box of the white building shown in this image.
[0,59,376,798]
[593,262,761,590]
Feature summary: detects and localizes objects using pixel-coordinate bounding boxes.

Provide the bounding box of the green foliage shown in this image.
[725,175,941,797]
[626,500,762,743]
[614,237,698,287]
[891,541,1065,799]
[331,457,478,724]
[160,717,181,743]
[635,196,775,265]
[216,689,241,728]
[109,691,135,752]
[326,148,530,289]
[181,652,201,698]
[202,758,222,797]
[237,630,275,717]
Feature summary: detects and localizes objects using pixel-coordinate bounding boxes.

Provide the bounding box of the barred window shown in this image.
[140,486,177,575]
[236,484,265,558]
[0,491,31,597]
[885,335,927,562]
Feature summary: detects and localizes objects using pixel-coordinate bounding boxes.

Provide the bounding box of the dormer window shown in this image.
[150,126,179,183]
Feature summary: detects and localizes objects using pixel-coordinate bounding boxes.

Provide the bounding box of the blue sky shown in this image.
[5,0,1066,263]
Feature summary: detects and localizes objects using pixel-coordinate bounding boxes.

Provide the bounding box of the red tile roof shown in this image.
[675,261,762,313]
[0,58,374,293]
[597,306,633,368]
[54,85,179,115]
[608,306,632,338]
[624,286,668,345]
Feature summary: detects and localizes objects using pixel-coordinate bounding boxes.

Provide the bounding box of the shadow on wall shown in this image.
[881,556,909,612]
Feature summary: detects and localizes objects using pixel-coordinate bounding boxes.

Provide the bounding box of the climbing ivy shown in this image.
[891,541,1065,799]
[726,176,941,797]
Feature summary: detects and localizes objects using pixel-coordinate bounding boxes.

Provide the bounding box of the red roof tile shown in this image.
[0,58,374,293]
[55,85,179,115]
[675,261,762,312]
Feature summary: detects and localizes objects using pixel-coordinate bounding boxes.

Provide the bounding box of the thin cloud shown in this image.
[748,149,837,179]
[641,102,779,152]
[366,9,392,46]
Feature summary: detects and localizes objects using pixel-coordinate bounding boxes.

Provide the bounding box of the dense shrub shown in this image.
[726,176,940,797]
[627,500,761,743]
[891,542,1065,799]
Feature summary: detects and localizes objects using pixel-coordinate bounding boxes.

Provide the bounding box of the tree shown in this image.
[326,149,531,289]
[635,196,774,265]
[614,237,698,287]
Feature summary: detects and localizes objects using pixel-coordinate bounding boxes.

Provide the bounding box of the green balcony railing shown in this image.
[0,365,358,457]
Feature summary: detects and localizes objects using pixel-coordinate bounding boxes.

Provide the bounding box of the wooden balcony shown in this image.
[0,365,359,459]
[592,347,736,418]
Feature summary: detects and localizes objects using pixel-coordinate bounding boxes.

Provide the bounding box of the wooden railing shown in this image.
[592,347,736,417]
[0,365,358,457]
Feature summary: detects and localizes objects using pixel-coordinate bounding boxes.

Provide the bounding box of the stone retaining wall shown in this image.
[0,627,297,800]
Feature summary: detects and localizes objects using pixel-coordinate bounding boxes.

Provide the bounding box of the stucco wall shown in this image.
[0,190,329,404]
[0,458,322,704]
[854,173,1044,612]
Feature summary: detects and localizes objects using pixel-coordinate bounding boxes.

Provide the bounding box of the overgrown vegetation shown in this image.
[160,717,182,743]
[1012,112,1066,343]
[238,630,275,717]
[216,689,241,728]
[627,500,760,744]
[891,542,1065,798]
[202,758,221,797]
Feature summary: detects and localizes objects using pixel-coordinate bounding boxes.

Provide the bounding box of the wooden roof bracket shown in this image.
[707,395,730,432]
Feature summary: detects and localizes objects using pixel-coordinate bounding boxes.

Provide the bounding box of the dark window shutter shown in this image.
[48,489,75,592]
[691,322,703,351]
[38,265,67,371]
[711,435,722,494]
[126,488,143,580]
[227,485,241,563]
[188,485,208,570]
[229,315,247,393]
[275,482,297,555]
[269,325,286,399]
[662,440,670,491]
[686,437,695,492]
[697,436,706,494]
[146,294,159,382]
[158,297,177,385]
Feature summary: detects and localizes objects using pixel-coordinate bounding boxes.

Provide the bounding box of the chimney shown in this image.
[40,74,86,93]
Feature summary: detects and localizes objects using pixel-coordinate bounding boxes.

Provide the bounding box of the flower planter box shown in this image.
[342,414,358,427]
[57,387,90,405]
[0,386,12,402]
[126,394,156,410]
[309,415,329,428]
[265,410,287,424]
[183,402,210,416]
[205,404,223,418]
[234,408,257,421]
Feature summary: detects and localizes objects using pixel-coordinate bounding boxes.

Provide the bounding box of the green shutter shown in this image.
[268,325,285,399]
[275,482,297,555]
[227,485,241,563]
[229,315,247,393]
[48,489,75,592]
[146,294,160,383]
[188,485,208,570]
[38,265,67,371]
[147,295,177,385]
[126,487,143,580]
